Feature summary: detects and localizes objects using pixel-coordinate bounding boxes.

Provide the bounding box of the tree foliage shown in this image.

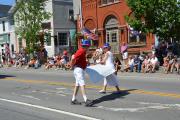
[15,0,51,53]
[126,0,180,41]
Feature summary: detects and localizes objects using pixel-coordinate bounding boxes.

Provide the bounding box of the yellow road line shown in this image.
[2,77,180,99]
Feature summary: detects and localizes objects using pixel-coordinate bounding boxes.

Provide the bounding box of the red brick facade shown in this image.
[78,0,154,54]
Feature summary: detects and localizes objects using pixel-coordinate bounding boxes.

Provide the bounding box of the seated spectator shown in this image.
[54,55,61,70]
[134,55,142,73]
[163,55,171,74]
[21,56,26,65]
[59,51,69,70]
[141,55,150,73]
[61,54,74,70]
[45,57,55,70]
[114,57,121,75]
[15,58,23,68]
[124,56,134,72]
[24,58,36,69]
[170,55,179,74]
[64,61,72,70]
[148,54,159,73]
[34,59,41,69]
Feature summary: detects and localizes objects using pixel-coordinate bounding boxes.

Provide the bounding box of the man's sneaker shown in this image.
[71,100,81,105]
[85,99,93,107]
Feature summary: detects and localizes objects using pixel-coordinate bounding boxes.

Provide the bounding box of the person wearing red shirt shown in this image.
[70,40,92,106]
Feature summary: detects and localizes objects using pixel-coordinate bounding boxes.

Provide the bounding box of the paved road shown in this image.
[0,68,180,120]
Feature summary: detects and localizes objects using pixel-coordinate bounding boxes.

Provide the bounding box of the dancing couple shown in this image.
[70,40,120,106]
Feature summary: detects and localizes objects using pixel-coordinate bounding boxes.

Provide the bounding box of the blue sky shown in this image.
[0,0,15,5]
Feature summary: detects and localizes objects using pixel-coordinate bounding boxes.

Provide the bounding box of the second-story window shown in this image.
[2,21,5,31]
[100,0,119,5]
[102,0,107,4]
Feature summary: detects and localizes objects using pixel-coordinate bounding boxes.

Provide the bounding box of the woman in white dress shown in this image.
[99,43,120,93]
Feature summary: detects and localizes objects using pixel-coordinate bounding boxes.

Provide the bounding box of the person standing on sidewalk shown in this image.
[70,39,92,106]
[120,42,128,71]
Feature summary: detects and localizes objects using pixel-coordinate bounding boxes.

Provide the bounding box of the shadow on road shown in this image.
[0,75,15,79]
[90,89,137,107]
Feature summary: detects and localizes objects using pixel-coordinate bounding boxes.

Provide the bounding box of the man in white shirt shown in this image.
[150,54,159,72]
[124,56,134,72]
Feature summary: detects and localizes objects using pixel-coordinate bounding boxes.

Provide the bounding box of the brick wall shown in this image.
[79,0,154,54]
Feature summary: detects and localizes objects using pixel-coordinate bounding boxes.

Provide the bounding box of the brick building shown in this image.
[76,0,154,54]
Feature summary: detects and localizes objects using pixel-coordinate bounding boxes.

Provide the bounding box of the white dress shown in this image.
[103,51,119,86]
[86,51,119,86]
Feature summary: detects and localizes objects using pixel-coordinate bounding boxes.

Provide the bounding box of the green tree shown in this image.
[125,0,180,41]
[15,0,51,54]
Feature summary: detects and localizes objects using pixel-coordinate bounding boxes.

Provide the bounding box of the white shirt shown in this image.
[128,59,134,66]
[150,57,158,64]
[49,60,54,65]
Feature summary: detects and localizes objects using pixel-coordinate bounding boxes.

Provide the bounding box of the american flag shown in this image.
[81,28,98,40]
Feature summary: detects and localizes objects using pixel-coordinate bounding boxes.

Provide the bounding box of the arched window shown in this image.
[104,15,120,53]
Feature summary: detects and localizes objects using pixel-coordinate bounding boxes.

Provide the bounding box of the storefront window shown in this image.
[58,33,68,46]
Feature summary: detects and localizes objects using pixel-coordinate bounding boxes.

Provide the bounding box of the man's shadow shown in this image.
[90,89,137,107]
[0,75,15,79]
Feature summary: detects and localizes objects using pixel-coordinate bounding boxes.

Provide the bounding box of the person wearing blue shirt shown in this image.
[134,55,142,73]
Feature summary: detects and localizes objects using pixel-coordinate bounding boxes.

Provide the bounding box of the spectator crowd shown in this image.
[0,40,179,75]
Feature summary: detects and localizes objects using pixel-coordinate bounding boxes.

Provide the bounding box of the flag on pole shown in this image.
[81,28,98,40]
